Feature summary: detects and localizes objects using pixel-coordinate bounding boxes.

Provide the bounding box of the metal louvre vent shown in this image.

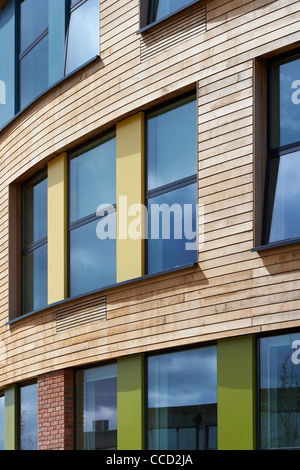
[56,295,107,333]
[140,3,207,62]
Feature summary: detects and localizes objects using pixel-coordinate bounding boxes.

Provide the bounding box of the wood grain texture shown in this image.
[0,0,300,387]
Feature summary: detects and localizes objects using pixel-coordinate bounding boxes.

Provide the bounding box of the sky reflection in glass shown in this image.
[268,151,300,243]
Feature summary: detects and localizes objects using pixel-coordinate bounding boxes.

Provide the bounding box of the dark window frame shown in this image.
[67,130,117,299]
[262,49,300,247]
[138,0,203,33]
[21,169,48,315]
[18,380,38,450]
[145,342,218,451]
[145,91,198,275]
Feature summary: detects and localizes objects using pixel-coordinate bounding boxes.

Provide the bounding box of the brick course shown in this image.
[37,369,75,450]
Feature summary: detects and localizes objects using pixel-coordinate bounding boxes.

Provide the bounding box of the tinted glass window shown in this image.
[147,183,197,274]
[65,0,99,75]
[146,94,197,274]
[76,364,117,450]
[260,333,300,449]
[149,0,193,22]
[20,0,48,52]
[22,172,48,314]
[19,34,49,109]
[147,346,217,450]
[147,97,197,190]
[22,174,48,248]
[270,55,300,149]
[0,395,4,450]
[20,383,38,450]
[22,243,48,313]
[69,215,116,297]
[0,0,15,129]
[69,136,116,223]
[268,151,300,243]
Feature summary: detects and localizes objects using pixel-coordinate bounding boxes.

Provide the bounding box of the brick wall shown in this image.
[37,369,75,450]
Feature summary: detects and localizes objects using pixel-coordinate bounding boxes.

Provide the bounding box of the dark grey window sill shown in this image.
[0,55,100,134]
[251,237,300,252]
[137,0,202,34]
[7,262,197,325]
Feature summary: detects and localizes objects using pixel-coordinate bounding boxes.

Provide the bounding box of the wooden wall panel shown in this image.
[0,0,300,386]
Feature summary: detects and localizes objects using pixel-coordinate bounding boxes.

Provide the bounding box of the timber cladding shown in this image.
[0,0,300,386]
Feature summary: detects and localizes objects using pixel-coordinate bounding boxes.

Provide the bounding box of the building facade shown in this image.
[0,0,300,451]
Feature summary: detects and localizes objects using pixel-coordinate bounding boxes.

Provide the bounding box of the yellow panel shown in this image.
[116,113,145,283]
[47,153,67,304]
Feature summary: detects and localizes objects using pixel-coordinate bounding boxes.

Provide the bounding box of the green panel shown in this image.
[117,354,145,450]
[48,0,66,85]
[217,335,256,450]
[5,386,17,450]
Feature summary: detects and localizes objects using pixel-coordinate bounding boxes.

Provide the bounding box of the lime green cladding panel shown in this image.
[117,354,145,450]
[217,335,256,450]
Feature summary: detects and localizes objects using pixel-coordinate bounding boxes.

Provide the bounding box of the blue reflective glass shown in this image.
[22,243,48,314]
[69,215,116,297]
[268,151,300,243]
[147,183,197,274]
[77,364,117,450]
[22,174,47,248]
[20,383,38,450]
[260,333,300,449]
[0,0,15,129]
[65,0,99,75]
[69,136,116,223]
[150,0,193,22]
[20,0,48,52]
[20,34,49,109]
[147,96,197,190]
[0,395,4,450]
[271,55,300,148]
[147,346,217,450]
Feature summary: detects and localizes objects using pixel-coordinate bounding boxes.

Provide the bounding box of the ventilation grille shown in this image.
[56,295,107,333]
[140,3,207,62]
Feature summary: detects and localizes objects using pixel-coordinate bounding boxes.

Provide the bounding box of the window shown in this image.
[0,0,100,129]
[259,332,300,449]
[148,0,196,23]
[147,346,217,450]
[69,132,116,298]
[146,93,197,274]
[19,382,38,450]
[76,364,117,450]
[21,171,48,314]
[263,51,300,245]
[19,0,49,109]
[0,393,4,450]
[0,0,15,128]
[65,0,99,75]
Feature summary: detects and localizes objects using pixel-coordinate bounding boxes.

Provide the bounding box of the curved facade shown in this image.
[0,0,300,451]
